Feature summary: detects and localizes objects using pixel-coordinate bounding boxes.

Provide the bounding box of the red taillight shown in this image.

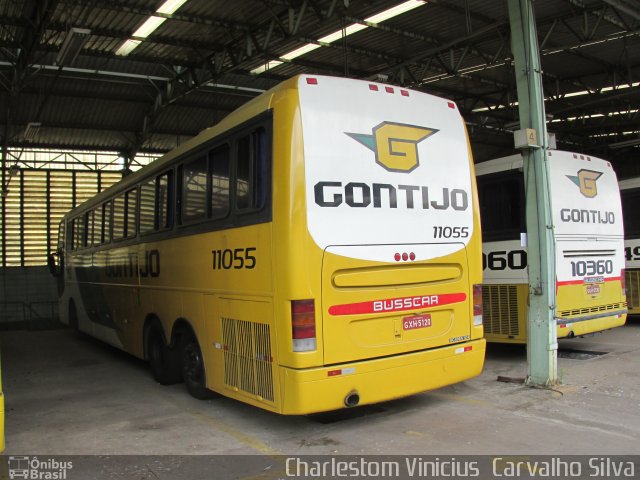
[621,269,627,297]
[473,284,483,326]
[292,299,316,352]
[306,77,318,85]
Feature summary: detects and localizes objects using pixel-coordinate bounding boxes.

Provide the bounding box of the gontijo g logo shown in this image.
[566,169,603,198]
[346,122,438,173]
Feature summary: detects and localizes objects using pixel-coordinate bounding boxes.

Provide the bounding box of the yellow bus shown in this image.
[619,177,640,314]
[48,75,485,414]
[476,151,627,343]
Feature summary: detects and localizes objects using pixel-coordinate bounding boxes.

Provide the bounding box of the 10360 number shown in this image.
[570,259,613,277]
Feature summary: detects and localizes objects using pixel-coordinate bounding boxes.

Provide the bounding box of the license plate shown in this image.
[403,313,432,331]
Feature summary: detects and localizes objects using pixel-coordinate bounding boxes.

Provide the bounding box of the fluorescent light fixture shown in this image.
[251,60,284,75]
[157,0,189,14]
[365,0,425,23]
[116,39,141,56]
[251,0,426,74]
[115,0,189,56]
[281,44,321,60]
[317,24,368,44]
[474,81,640,112]
[132,16,167,39]
[610,138,640,149]
[56,27,91,66]
[24,122,42,141]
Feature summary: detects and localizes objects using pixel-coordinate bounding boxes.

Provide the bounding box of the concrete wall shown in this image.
[0,267,59,329]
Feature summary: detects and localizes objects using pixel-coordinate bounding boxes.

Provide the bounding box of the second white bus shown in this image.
[476,150,627,343]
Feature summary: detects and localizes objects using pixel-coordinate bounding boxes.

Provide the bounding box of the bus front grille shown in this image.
[626,269,640,310]
[221,317,274,402]
[482,285,519,336]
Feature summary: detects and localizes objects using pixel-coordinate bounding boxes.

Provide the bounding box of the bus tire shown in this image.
[147,326,182,385]
[181,330,215,399]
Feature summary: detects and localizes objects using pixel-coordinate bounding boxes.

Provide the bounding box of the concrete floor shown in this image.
[1,320,640,459]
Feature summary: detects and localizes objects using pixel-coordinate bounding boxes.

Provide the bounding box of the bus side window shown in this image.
[622,189,640,238]
[477,172,524,241]
[103,200,112,244]
[57,221,65,252]
[68,219,75,251]
[125,188,137,239]
[140,179,156,235]
[158,171,173,230]
[210,144,230,219]
[83,211,92,248]
[113,194,126,240]
[181,156,208,224]
[93,205,103,246]
[75,216,85,250]
[236,127,267,211]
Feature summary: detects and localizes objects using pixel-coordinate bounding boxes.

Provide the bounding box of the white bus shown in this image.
[476,150,627,343]
[619,177,640,314]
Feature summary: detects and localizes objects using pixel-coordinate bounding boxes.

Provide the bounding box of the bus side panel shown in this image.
[205,296,280,412]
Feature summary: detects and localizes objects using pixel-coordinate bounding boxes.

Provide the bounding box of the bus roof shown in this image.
[475,150,613,177]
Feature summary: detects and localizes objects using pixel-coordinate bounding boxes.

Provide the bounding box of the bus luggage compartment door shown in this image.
[321,244,472,365]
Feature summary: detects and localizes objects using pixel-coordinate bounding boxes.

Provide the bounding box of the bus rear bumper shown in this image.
[557,313,626,338]
[279,338,486,415]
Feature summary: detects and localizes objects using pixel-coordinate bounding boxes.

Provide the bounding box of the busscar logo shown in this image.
[346,122,438,173]
[566,169,603,198]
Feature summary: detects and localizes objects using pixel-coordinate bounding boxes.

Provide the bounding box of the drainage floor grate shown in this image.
[557,349,608,360]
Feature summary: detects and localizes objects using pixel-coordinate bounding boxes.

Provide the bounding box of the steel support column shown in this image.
[508,0,558,386]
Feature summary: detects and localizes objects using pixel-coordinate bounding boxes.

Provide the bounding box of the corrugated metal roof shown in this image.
[0,0,637,164]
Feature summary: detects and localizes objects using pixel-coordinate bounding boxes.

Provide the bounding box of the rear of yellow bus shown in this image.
[550,151,627,337]
[272,75,485,414]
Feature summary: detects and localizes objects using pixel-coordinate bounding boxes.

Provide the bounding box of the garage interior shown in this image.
[1,0,639,460]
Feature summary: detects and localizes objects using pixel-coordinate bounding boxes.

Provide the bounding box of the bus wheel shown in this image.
[181,331,215,399]
[147,327,182,385]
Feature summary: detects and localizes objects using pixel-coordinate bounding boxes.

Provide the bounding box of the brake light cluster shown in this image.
[292,299,316,352]
[473,284,483,326]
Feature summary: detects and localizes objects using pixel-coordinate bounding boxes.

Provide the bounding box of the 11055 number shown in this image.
[212,247,256,270]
